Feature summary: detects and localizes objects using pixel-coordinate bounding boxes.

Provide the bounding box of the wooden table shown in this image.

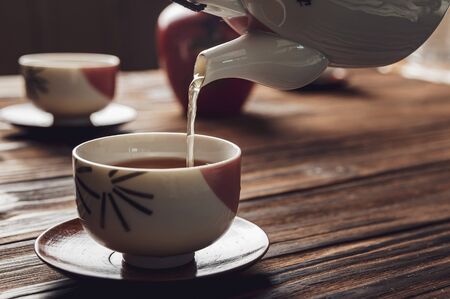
[1,70,450,298]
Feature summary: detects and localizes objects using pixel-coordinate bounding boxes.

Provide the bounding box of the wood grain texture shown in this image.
[1,70,450,298]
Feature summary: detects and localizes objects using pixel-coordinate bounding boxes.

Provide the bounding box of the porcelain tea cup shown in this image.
[19,53,119,122]
[72,132,241,269]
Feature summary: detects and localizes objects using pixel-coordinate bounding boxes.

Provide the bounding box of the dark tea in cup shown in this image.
[114,157,210,169]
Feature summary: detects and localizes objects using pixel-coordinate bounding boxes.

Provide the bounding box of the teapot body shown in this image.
[223,0,450,67]
[173,0,449,89]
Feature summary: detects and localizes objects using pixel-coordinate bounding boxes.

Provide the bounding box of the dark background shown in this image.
[0,0,169,75]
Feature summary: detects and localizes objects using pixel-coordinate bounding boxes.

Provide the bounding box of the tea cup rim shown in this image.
[19,53,120,69]
[72,132,241,172]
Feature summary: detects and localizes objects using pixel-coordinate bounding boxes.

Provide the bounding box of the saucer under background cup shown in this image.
[0,103,136,129]
[35,217,269,281]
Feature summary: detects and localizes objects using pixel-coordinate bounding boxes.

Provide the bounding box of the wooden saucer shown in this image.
[35,217,269,282]
[0,103,136,129]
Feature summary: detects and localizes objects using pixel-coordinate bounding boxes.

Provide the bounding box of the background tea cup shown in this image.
[19,53,119,120]
[72,132,241,269]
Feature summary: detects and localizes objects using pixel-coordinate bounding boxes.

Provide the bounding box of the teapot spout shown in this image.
[194,32,329,90]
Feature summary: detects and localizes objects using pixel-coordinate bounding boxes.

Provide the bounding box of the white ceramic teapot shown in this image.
[172,0,450,89]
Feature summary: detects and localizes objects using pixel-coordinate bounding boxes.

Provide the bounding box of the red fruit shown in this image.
[157,4,254,117]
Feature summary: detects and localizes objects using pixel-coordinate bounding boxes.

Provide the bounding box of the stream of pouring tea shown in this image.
[186,74,205,167]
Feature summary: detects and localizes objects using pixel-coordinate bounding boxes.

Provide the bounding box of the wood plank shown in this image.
[2,106,450,236]
[0,241,69,295]
[2,70,450,297]
[414,287,450,299]
[0,177,76,245]
[2,124,450,245]
[2,70,450,194]
[2,220,450,298]
[243,159,450,257]
[1,151,450,295]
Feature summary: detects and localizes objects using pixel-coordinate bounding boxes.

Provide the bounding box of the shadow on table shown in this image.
[293,84,372,99]
[4,126,132,148]
[200,113,282,139]
[43,271,273,299]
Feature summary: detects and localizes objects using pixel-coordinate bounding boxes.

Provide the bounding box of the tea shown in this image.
[186,74,205,167]
[114,157,210,169]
